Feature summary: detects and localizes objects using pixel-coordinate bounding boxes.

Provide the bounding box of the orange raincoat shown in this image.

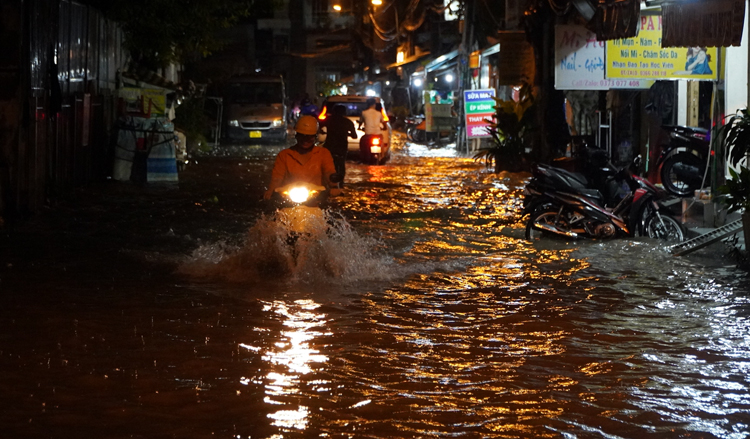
[266,146,337,195]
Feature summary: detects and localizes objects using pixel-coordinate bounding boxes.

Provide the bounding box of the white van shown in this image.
[224,75,288,142]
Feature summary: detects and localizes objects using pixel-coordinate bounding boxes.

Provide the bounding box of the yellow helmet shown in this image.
[295,115,319,135]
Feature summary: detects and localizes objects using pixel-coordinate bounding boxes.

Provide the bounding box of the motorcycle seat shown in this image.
[535,164,590,189]
[534,164,607,202]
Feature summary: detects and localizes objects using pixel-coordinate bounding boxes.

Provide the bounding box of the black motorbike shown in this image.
[656,125,711,197]
[405,115,426,143]
[522,152,684,242]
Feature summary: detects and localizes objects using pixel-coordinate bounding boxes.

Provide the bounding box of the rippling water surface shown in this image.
[1,137,749,438]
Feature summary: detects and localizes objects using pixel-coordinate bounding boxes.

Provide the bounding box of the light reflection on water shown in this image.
[2,140,750,438]
[255,300,329,431]
[191,145,750,437]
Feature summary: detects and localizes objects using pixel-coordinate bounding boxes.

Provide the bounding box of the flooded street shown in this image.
[2,135,750,438]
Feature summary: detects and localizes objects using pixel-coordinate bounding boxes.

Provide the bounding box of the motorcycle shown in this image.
[405,115,455,144]
[360,134,388,165]
[656,125,711,197]
[269,179,339,257]
[405,115,426,143]
[523,154,685,242]
[273,183,327,235]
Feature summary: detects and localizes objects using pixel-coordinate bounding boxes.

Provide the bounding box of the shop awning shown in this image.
[661,0,745,47]
[424,49,459,73]
[385,51,431,70]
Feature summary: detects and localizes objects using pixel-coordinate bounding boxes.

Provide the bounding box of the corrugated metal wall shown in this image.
[7,0,127,219]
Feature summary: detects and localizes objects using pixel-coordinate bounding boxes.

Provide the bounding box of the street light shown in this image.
[332,4,342,11]
[371,0,382,5]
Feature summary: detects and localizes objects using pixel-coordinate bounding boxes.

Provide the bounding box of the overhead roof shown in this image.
[424,49,459,73]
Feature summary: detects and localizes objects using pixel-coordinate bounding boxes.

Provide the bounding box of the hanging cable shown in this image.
[480,0,503,28]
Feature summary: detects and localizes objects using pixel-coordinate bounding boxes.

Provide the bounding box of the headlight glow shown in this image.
[229,120,239,127]
[272,118,284,127]
[288,187,311,203]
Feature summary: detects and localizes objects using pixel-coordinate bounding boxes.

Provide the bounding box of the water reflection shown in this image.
[241,299,329,432]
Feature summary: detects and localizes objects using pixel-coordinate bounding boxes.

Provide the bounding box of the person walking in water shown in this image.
[321,104,356,187]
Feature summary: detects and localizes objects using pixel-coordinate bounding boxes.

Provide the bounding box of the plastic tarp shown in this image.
[113,116,178,183]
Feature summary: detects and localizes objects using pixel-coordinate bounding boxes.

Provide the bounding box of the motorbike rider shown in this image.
[263,115,339,200]
[358,98,386,159]
[299,97,319,117]
[321,104,357,186]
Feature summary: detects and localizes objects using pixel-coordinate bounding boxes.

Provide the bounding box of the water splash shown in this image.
[178,209,397,284]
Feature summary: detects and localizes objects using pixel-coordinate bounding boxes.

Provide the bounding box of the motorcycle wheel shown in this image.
[525,207,572,241]
[660,152,705,197]
[643,214,685,242]
[407,127,426,143]
[406,126,416,142]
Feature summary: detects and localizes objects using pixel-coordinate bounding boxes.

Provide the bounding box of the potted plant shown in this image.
[473,83,535,173]
[717,108,750,167]
[716,108,750,243]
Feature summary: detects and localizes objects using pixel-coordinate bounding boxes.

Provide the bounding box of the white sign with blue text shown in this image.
[554,25,653,90]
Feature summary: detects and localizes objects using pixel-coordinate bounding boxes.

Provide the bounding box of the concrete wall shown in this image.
[725,3,749,118]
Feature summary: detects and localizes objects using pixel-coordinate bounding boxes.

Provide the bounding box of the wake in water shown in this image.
[178,210,397,284]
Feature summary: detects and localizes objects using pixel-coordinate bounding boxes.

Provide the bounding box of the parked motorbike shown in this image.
[522,153,685,242]
[405,115,455,144]
[405,116,426,143]
[656,125,711,197]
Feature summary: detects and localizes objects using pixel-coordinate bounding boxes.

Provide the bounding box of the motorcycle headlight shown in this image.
[229,120,240,127]
[272,118,284,127]
[287,186,312,203]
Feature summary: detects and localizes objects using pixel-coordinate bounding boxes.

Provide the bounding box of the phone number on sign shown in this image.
[615,70,669,77]
[571,79,646,87]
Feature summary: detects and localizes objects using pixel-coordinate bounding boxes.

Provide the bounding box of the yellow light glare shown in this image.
[333,4,342,11]
[288,187,311,203]
[371,0,382,5]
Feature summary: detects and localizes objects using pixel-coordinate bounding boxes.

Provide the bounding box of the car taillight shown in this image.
[372,137,380,145]
[318,106,327,121]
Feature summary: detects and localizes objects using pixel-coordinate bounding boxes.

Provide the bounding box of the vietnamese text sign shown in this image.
[605,15,718,81]
[555,25,653,90]
[464,89,496,139]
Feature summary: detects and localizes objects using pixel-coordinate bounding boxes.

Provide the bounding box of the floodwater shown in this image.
[1,134,750,438]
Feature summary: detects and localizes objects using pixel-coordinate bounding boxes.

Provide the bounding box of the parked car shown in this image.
[223,74,288,143]
[317,95,392,164]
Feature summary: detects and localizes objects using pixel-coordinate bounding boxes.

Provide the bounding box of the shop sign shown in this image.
[464,89,495,139]
[119,87,167,117]
[605,15,718,81]
[555,25,653,90]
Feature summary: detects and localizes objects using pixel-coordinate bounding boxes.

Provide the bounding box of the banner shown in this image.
[464,89,496,139]
[554,25,653,90]
[605,15,718,81]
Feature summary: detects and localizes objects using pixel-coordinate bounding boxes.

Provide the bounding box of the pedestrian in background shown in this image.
[321,104,357,186]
